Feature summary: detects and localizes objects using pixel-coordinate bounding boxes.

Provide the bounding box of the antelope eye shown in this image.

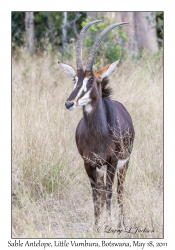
[88,78,93,84]
[73,78,76,84]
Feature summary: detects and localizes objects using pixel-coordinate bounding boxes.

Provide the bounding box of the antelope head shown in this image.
[58,20,127,112]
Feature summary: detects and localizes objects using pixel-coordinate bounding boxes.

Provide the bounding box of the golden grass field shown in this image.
[12,48,163,238]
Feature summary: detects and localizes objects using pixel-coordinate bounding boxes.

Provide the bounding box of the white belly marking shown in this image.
[117,157,129,168]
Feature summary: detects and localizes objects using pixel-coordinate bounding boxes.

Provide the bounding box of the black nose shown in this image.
[65,101,74,109]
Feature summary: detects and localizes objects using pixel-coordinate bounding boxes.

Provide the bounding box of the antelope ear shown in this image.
[58,61,76,78]
[98,60,120,79]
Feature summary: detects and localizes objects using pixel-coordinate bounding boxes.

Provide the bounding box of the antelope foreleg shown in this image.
[96,167,106,208]
[106,159,117,222]
[84,163,101,226]
[117,162,129,228]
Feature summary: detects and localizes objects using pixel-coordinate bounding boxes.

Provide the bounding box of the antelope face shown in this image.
[59,63,96,111]
[59,60,120,112]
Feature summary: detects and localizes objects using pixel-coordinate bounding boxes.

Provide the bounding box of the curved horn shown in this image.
[85,22,128,71]
[76,20,102,70]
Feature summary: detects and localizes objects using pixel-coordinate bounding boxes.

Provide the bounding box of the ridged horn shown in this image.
[76,20,102,70]
[85,22,128,71]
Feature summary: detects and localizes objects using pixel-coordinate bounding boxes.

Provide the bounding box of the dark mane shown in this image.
[101,77,113,98]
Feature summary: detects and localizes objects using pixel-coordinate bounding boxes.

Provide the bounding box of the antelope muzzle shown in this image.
[65,101,74,110]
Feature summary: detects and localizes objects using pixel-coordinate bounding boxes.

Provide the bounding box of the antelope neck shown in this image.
[83,97,108,136]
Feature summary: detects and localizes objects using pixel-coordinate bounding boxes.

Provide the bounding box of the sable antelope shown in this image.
[58,20,135,228]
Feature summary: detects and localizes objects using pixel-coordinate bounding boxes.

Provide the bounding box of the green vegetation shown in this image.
[12,12,86,51]
[12,12,163,61]
[82,17,128,66]
[156,12,163,46]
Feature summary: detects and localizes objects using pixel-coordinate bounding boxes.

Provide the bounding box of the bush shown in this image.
[82,17,128,68]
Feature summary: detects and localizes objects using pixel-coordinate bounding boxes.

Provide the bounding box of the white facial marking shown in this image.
[73,76,78,89]
[78,90,91,106]
[74,77,89,102]
[68,104,76,111]
[84,103,93,113]
[117,157,129,169]
[82,77,88,92]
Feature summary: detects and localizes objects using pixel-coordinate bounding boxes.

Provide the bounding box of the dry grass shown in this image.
[12,48,163,238]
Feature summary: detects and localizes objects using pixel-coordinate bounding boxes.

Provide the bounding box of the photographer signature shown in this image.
[97,226,154,235]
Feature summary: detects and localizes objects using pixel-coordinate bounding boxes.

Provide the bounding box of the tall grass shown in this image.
[12,48,163,238]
